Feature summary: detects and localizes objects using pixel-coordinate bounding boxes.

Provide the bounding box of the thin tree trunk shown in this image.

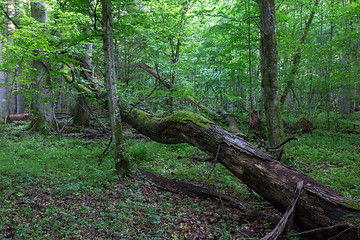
[248,0,253,111]
[0,33,7,120]
[102,0,129,175]
[279,0,319,108]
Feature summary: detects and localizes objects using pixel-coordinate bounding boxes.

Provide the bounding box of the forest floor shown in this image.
[1,112,359,239]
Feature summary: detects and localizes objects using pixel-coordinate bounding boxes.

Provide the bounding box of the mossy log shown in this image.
[137,63,245,136]
[121,107,360,240]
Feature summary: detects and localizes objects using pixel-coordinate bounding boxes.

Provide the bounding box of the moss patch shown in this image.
[129,109,212,131]
[168,111,212,129]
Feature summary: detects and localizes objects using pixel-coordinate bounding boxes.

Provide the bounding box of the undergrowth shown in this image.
[285,111,360,199]
[0,113,359,239]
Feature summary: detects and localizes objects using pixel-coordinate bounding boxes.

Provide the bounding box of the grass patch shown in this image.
[1,113,359,239]
[284,110,360,200]
[0,123,255,239]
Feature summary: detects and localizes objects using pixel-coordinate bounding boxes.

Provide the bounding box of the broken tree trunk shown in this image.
[120,107,360,240]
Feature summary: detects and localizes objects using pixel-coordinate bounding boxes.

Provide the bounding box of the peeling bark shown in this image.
[120,106,360,240]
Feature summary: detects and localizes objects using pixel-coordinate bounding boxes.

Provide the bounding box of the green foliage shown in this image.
[286,128,360,198]
[128,140,152,162]
[0,123,250,239]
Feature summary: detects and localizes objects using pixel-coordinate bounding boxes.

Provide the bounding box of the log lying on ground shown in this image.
[9,113,33,121]
[138,169,243,209]
[121,107,360,240]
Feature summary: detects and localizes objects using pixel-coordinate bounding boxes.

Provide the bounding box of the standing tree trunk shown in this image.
[0,33,7,120]
[102,0,129,175]
[165,4,189,113]
[73,9,94,127]
[8,0,23,115]
[73,95,90,127]
[6,0,16,115]
[279,0,319,109]
[73,44,92,127]
[28,2,55,131]
[257,0,285,156]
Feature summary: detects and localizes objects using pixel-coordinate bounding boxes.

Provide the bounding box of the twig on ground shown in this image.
[2,191,16,201]
[98,137,112,166]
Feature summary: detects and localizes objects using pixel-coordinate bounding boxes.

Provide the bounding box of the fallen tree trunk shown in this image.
[9,113,33,121]
[121,107,360,240]
[138,63,245,136]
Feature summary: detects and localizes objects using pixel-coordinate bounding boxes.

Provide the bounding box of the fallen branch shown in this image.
[9,113,33,121]
[282,223,352,239]
[2,191,16,201]
[138,169,247,211]
[98,137,112,166]
[120,108,360,240]
[262,181,303,240]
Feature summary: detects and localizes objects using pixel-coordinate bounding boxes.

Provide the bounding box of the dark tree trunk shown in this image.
[120,107,360,240]
[73,94,90,127]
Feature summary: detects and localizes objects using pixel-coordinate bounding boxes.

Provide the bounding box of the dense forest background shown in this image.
[0,0,359,125]
[0,0,359,239]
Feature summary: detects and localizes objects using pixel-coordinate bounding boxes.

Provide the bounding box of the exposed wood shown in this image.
[120,106,360,240]
[262,181,303,240]
[9,113,33,121]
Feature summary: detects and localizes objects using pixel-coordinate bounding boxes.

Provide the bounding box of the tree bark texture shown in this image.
[102,0,128,172]
[120,107,360,240]
[258,0,285,150]
[73,95,90,127]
